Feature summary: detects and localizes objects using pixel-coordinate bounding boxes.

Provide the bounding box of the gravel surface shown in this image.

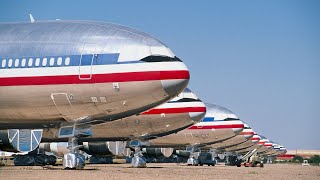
[0,163,319,180]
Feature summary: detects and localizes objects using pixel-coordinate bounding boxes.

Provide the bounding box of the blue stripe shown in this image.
[202,117,214,122]
[0,53,143,69]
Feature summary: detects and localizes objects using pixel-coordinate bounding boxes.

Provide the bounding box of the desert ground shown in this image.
[0,163,319,180]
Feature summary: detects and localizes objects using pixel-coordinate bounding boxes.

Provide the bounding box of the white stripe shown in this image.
[0,62,188,78]
[196,120,244,126]
[155,102,205,109]
[242,129,254,133]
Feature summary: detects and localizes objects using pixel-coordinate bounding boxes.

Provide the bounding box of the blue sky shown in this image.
[1,0,319,150]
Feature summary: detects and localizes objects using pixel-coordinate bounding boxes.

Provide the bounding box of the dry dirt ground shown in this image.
[0,163,319,180]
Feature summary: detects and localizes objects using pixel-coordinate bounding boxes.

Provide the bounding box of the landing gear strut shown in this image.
[63,137,85,169]
[129,141,149,168]
[186,147,198,166]
[131,146,146,168]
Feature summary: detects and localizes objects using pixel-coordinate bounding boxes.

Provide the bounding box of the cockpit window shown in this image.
[140,55,182,62]
[223,118,240,121]
[175,98,202,102]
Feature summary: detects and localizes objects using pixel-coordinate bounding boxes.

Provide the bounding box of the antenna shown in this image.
[29,14,35,23]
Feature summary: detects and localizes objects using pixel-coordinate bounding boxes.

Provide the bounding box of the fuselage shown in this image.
[0,21,189,129]
[263,143,286,156]
[272,146,287,156]
[208,124,254,150]
[256,137,272,153]
[223,133,259,152]
[233,134,262,154]
[41,88,206,142]
[148,104,245,148]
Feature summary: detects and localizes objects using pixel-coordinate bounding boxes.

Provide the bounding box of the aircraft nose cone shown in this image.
[161,76,189,98]
[233,127,243,135]
[232,120,245,135]
[244,133,254,140]
[189,110,206,123]
[188,101,206,123]
[251,135,261,143]
[160,61,189,98]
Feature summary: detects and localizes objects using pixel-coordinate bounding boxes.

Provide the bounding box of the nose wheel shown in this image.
[63,137,85,169]
[186,147,199,166]
[131,146,146,168]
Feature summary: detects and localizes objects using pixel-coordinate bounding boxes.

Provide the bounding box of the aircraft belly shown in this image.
[125,113,192,139]
[257,146,271,153]
[225,140,255,151]
[0,80,166,128]
[210,135,246,149]
[63,113,191,140]
[236,144,262,154]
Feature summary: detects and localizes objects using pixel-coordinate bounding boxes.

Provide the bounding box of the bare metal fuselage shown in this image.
[41,99,206,142]
[148,104,245,148]
[0,21,189,129]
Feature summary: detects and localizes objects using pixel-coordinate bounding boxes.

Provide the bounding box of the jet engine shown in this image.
[82,141,127,156]
[0,129,43,152]
[39,141,127,157]
[142,148,174,157]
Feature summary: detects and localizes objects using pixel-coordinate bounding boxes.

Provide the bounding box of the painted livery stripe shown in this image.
[251,137,260,141]
[188,124,244,130]
[240,131,255,135]
[0,70,189,86]
[141,107,206,115]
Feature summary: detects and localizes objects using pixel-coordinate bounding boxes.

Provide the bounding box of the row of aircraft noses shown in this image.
[0,20,286,169]
[183,99,285,155]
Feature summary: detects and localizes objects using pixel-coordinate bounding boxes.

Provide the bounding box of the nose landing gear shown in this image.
[63,137,85,169]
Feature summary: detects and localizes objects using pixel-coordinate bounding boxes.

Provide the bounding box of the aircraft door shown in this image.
[51,93,76,122]
[79,44,96,80]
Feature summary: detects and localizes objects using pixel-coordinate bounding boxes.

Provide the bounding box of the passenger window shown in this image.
[42,58,47,66]
[1,59,6,68]
[65,57,70,66]
[57,57,62,66]
[14,59,19,67]
[28,58,33,67]
[50,57,55,66]
[21,58,26,67]
[8,59,13,67]
[35,58,40,66]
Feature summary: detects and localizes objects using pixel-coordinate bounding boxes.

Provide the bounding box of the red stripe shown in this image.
[277,154,294,158]
[251,138,260,141]
[141,107,206,115]
[258,142,265,145]
[0,70,189,86]
[188,124,244,130]
[240,131,254,135]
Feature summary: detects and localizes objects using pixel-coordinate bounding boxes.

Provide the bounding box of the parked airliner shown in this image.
[208,123,254,150]
[148,104,245,148]
[16,88,206,167]
[0,20,190,168]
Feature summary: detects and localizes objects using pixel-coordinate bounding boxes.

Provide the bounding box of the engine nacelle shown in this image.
[39,141,127,157]
[0,129,43,153]
[39,142,69,157]
[142,148,174,158]
[174,150,191,157]
[83,141,127,156]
